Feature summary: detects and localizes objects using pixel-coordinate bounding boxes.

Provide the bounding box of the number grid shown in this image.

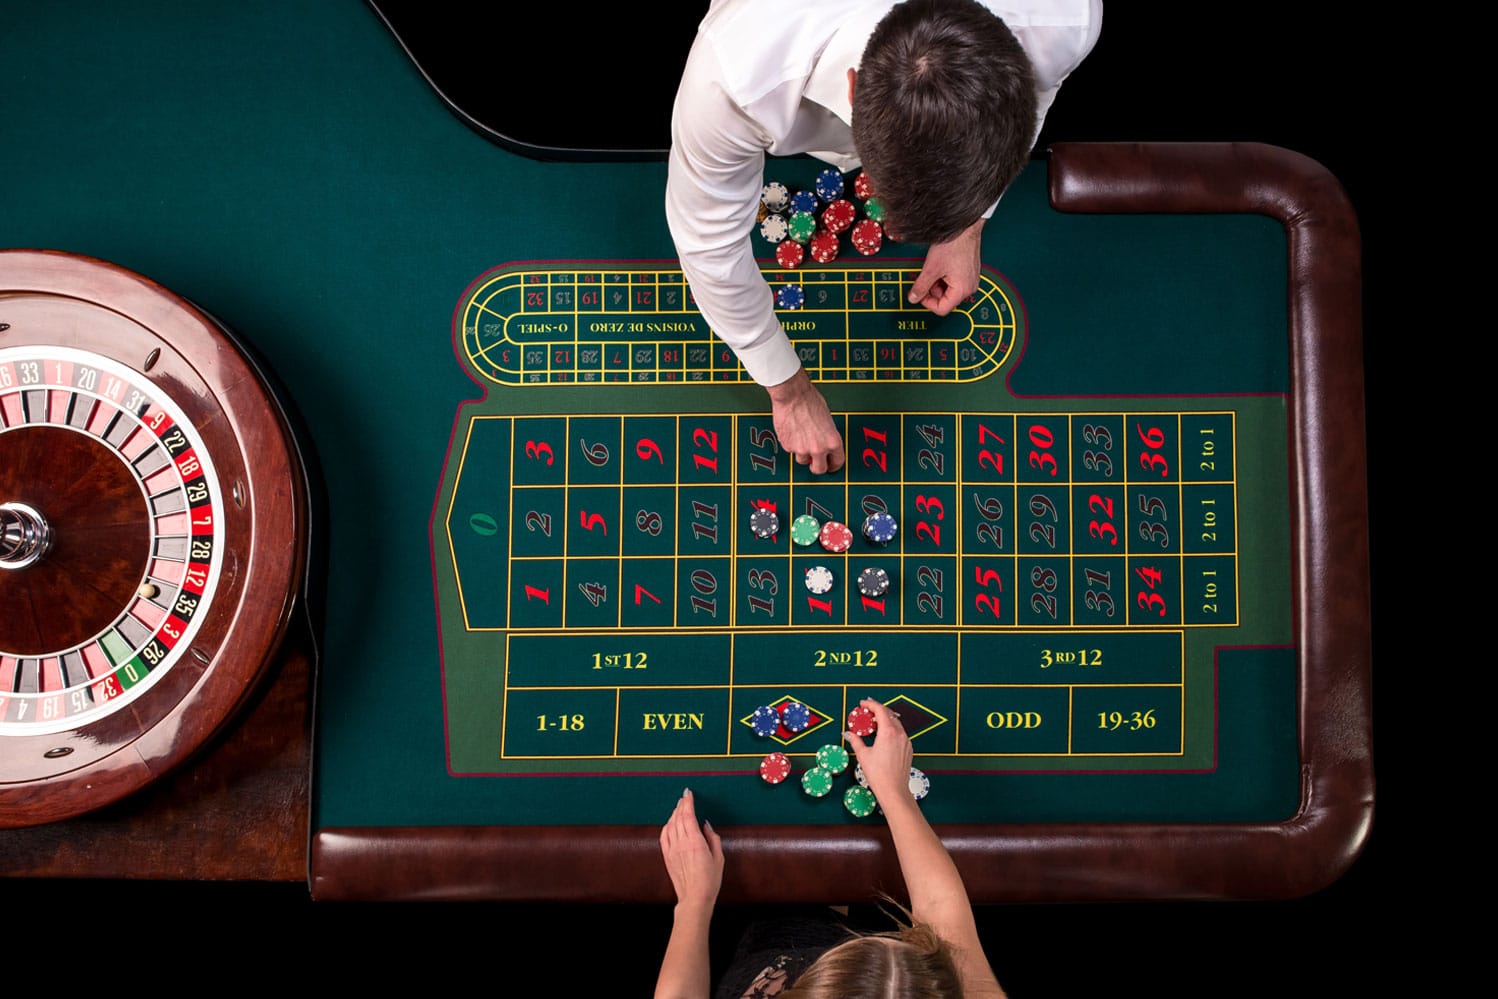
[441,409,1239,763]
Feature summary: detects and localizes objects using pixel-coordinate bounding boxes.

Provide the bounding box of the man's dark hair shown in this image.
[852,0,1036,244]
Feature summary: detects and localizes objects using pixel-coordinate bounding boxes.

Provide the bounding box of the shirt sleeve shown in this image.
[1031,0,1103,144]
[983,0,1104,222]
[665,36,803,388]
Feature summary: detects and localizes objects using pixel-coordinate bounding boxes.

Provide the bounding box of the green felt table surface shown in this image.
[2,2,1322,860]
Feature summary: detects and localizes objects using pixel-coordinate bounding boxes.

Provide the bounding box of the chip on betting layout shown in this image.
[847,705,877,737]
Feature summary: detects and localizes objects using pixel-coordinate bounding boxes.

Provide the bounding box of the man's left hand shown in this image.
[908,218,985,316]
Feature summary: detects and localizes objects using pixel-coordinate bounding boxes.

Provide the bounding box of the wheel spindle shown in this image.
[0,501,52,569]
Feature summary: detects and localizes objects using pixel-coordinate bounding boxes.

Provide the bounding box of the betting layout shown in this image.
[459,264,1018,385]
[434,262,1260,779]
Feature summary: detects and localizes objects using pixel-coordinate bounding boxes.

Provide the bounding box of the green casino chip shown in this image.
[788,211,818,243]
[801,765,835,798]
[791,514,821,546]
[815,743,849,774]
[843,785,878,817]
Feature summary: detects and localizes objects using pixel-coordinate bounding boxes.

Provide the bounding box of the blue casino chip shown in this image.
[814,168,844,202]
[782,701,812,732]
[776,284,804,310]
[789,189,819,214]
[862,511,898,546]
[751,704,782,737]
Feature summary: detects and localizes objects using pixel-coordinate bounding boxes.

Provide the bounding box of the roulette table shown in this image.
[0,2,1371,903]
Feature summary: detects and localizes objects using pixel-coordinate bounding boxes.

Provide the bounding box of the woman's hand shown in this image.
[844,698,914,806]
[659,788,724,912]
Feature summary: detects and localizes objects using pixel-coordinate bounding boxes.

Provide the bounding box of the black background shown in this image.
[5,3,1389,992]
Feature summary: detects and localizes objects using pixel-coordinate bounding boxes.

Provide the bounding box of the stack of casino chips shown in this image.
[744,497,918,815]
[757,170,888,306]
[745,507,899,604]
[809,229,840,265]
[789,189,819,215]
[787,212,818,245]
[850,219,883,256]
[751,700,813,738]
[854,763,931,803]
[843,785,878,817]
[756,699,812,785]
[762,181,790,213]
[800,741,852,799]
[753,696,933,816]
[759,213,789,243]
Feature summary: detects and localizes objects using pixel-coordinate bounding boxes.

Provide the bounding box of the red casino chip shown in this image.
[854,172,874,199]
[776,239,805,269]
[818,520,853,553]
[822,199,857,233]
[847,706,877,737]
[850,219,883,256]
[760,751,793,784]
[809,230,840,264]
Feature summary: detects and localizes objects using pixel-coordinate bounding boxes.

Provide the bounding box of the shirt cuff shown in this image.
[735,331,803,387]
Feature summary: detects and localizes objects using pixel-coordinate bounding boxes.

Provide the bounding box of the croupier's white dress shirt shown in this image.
[666,0,1101,386]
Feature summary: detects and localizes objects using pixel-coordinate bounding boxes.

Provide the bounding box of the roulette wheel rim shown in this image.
[0,248,308,827]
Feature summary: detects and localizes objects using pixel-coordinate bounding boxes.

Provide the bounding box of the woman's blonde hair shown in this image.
[780,904,963,998]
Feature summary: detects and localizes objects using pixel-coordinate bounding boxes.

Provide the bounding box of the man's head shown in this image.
[851,0,1036,244]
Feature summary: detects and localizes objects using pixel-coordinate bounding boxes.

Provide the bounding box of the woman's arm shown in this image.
[845,699,1005,997]
[654,788,724,999]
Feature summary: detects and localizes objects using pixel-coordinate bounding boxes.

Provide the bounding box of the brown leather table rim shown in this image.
[310,142,1373,903]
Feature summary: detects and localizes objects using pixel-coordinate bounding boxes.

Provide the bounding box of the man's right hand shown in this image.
[766,367,845,474]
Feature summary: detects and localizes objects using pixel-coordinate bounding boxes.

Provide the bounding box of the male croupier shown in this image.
[666,0,1101,473]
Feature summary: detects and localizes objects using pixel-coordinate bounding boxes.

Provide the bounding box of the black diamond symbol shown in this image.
[882,695,948,740]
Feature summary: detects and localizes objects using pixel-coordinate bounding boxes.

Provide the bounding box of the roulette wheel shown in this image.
[0,249,308,828]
